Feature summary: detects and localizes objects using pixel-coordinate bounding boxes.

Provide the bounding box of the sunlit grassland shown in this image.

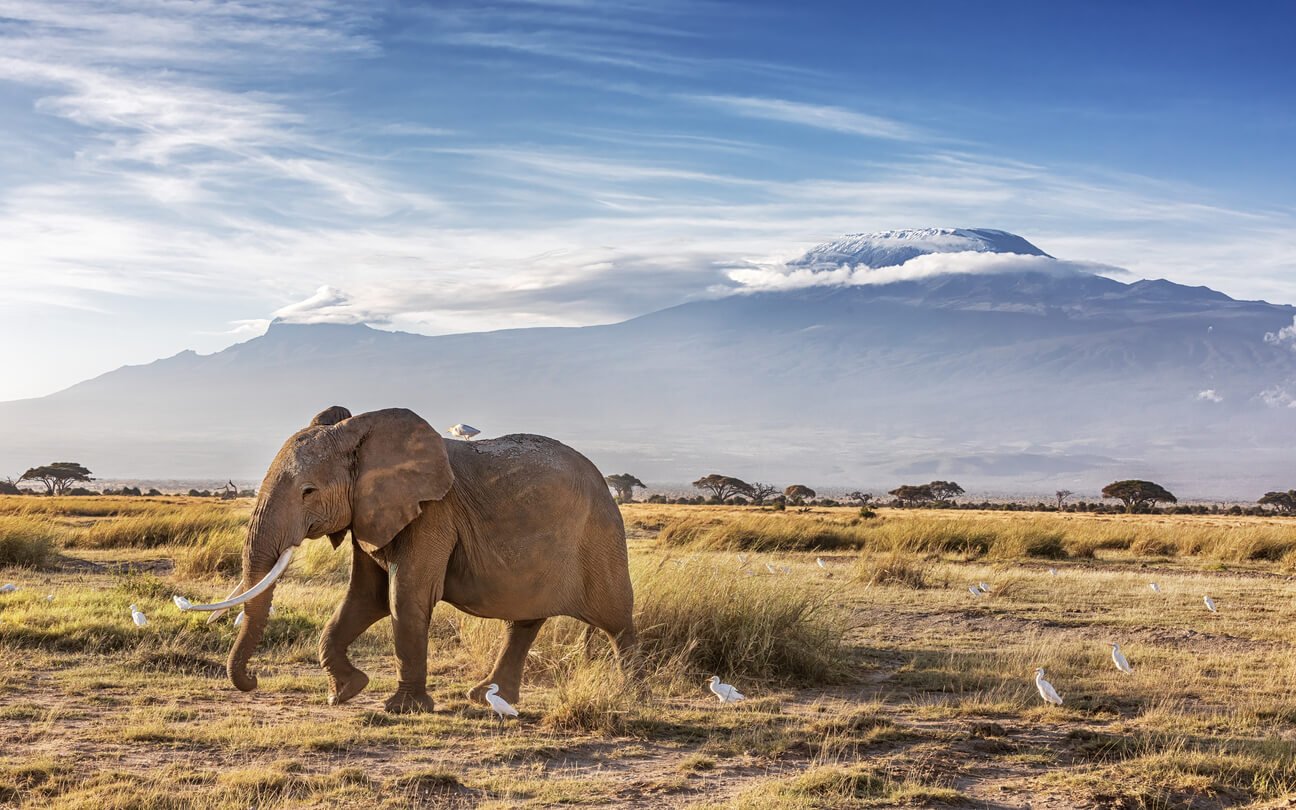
[1,498,1295,807]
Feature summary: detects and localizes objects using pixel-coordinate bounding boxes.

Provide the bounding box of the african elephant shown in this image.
[183,406,636,713]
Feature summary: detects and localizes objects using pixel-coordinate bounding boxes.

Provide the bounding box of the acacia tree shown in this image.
[928,481,964,503]
[846,491,873,506]
[1101,480,1177,513]
[605,473,647,503]
[784,484,816,504]
[19,462,94,496]
[0,477,20,495]
[748,482,779,505]
[1258,490,1296,514]
[692,474,753,501]
[1055,489,1074,511]
[889,484,934,507]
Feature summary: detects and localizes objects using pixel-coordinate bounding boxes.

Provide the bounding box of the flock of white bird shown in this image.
[970,572,1224,706]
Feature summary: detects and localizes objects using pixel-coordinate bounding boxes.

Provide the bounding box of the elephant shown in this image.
[183,406,636,713]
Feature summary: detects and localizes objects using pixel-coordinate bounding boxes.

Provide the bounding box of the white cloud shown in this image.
[689,95,920,141]
[1264,316,1296,350]
[726,251,1121,292]
[1197,389,1223,403]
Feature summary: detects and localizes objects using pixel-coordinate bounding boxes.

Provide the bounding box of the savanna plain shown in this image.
[2,497,1296,809]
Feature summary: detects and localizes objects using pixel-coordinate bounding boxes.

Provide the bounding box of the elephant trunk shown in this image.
[227,573,274,692]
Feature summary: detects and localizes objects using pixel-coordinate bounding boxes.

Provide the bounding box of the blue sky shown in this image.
[1,0,1293,400]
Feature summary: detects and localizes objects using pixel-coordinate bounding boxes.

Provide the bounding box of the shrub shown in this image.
[633,559,852,685]
[0,516,61,569]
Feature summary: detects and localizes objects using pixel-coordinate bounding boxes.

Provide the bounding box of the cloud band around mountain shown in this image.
[726,251,1128,292]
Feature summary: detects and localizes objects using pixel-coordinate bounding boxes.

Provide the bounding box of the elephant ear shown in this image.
[339,408,454,550]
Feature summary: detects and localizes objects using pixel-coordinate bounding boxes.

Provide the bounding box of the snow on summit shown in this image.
[789,228,1053,270]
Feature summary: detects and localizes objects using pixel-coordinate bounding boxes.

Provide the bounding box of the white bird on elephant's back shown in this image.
[448,424,481,440]
[485,683,518,720]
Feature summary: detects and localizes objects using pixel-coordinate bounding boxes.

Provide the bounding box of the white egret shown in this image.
[765,563,777,574]
[1109,642,1133,674]
[1048,568,1058,576]
[173,595,193,610]
[1149,583,1161,593]
[234,610,245,627]
[968,586,983,597]
[816,558,827,570]
[1034,667,1063,705]
[45,594,54,602]
[978,582,991,593]
[449,424,481,440]
[0,583,17,594]
[707,676,745,703]
[130,604,148,628]
[1204,595,1218,613]
[484,683,518,720]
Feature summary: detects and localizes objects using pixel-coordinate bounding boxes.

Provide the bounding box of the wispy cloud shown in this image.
[690,95,921,141]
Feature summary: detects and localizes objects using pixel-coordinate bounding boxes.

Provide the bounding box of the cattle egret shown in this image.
[45,594,54,602]
[0,583,16,594]
[765,563,776,574]
[1034,667,1063,705]
[1149,583,1161,593]
[707,675,745,703]
[816,558,827,569]
[1109,642,1133,674]
[1204,595,1218,613]
[968,586,983,597]
[173,595,193,610]
[978,582,991,593]
[234,610,245,627]
[484,683,518,720]
[449,424,481,440]
[130,604,148,627]
[1048,568,1057,576]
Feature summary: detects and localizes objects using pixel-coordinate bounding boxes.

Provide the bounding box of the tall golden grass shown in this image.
[652,508,1296,563]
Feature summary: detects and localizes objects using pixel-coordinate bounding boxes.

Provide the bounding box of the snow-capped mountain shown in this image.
[2,229,1294,498]
[788,227,1052,270]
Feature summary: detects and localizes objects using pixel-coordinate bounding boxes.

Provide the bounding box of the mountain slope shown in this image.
[2,231,1294,497]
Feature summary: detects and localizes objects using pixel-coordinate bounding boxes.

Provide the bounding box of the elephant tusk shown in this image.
[177,550,294,612]
[200,580,247,624]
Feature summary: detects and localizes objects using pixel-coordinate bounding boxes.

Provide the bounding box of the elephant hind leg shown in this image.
[467,618,546,705]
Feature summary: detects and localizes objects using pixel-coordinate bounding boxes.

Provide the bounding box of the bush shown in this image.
[633,559,852,685]
[0,517,61,569]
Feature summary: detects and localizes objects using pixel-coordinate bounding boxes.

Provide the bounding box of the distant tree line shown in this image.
[3,461,252,498]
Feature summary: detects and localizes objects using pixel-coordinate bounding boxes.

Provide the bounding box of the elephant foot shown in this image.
[327,668,370,706]
[384,688,435,714]
[468,678,518,705]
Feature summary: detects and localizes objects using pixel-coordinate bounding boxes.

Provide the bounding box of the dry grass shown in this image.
[0,515,60,569]
[3,499,1296,808]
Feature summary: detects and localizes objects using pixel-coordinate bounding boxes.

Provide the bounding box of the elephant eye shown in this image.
[302,485,318,497]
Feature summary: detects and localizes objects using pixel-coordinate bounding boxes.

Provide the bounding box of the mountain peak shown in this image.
[790,227,1051,270]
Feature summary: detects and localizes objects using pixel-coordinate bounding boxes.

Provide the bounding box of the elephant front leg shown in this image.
[320,539,389,705]
[384,557,439,714]
[468,618,546,705]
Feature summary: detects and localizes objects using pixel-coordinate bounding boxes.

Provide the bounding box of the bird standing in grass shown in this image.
[0,583,16,594]
[1034,667,1063,705]
[1109,642,1133,674]
[968,586,983,597]
[765,563,777,574]
[978,582,991,593]
[1048,568,1058,576]
[1149,583,1161,593]
[485,683,518,720]
[1204,595,1218,613]
[707,676,745,703]
[816,558,827,570]
[449,424,481,440]
[130,604,148,627]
